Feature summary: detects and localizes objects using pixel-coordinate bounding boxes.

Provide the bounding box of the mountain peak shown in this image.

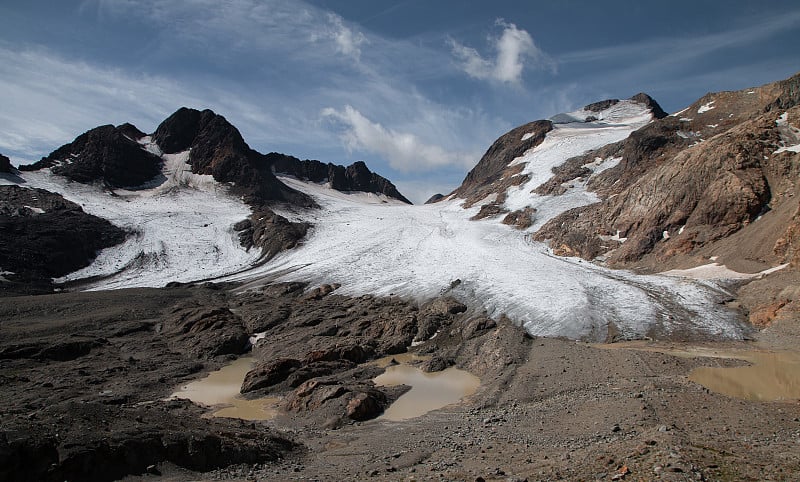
[0,153,12,173]
[152,107,246,155]
[19,124,162,188]
[628,93,668,118]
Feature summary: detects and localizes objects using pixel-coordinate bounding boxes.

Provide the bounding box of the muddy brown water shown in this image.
[171,353,480,422]
[688,350,800,401]
[169,356,280,420]
[600,342,800,402]
[373,356,480,421]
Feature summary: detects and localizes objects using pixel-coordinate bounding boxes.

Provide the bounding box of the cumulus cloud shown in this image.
[450,20,551,84]
[322,105,475,172]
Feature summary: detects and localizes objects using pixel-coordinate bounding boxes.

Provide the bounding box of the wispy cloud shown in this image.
[322,105,477,172]
[313,13,368,61]
[449,19,552,84]
[0,45,200,159]
[560,10,800,71]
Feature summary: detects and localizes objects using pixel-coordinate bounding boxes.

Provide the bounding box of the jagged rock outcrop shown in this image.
[0,185,126,293]
[268,154,411,204]
[229,283,473,421]
[152,107,314,207]
[20,125,163,188]
[233,208,309,260]
[0,154,12,173]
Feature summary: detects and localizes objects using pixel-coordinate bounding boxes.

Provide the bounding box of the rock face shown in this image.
[268,154,412,204]
[0,153,12,173]
[0,185,126,294]
[450,120,553,208]
[152,107,314,207]
[20,125,163,188]
[534,73,800,270]
[231,283,470,422]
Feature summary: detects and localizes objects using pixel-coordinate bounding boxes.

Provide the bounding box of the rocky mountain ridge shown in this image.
[444,72,800,328]
[2,107,409,293]
[20,107,408,207]
[533,73,800,272]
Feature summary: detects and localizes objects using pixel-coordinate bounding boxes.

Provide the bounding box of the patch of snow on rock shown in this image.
[697,101,715,114]
[503,100,653,231]
[662,263,788,281]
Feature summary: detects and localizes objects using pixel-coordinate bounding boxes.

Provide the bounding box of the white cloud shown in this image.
[322,105,476,172]
[318,13,367,61]
[450,20,551,84]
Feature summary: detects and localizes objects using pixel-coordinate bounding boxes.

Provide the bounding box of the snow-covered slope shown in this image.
[502,100,653,230]
[3,99,755,341]
[3,138,261,290]
[221,176,746,341]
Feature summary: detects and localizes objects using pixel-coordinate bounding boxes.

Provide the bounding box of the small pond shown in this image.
[373,355,480,421]
[169,356,280,420]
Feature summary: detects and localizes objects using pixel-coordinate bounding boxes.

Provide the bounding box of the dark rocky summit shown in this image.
[425,193,445,204]
[0,185,126,295]
[268,153,411,203]
[152,107,314,207]
[0,153,12,173]
[629,92,669,119]
[20,125,163,188]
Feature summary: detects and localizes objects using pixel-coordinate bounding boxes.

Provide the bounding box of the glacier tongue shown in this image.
[223,176,747,342]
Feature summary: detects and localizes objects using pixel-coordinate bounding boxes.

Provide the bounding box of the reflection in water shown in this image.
[374,362,480,421]
[170,356,280,420]
[689,351,800,401]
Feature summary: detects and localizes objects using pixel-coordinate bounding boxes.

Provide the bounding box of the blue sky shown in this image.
[1,1,799,203]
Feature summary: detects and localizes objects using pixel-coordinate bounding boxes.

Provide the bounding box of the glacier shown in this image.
[2,102,751,341]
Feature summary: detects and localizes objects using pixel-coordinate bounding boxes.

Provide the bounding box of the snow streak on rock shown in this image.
[504,100,653,230]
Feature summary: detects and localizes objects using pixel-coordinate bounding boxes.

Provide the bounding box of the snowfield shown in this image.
[3,104,752,340]
[4,141,261,290]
